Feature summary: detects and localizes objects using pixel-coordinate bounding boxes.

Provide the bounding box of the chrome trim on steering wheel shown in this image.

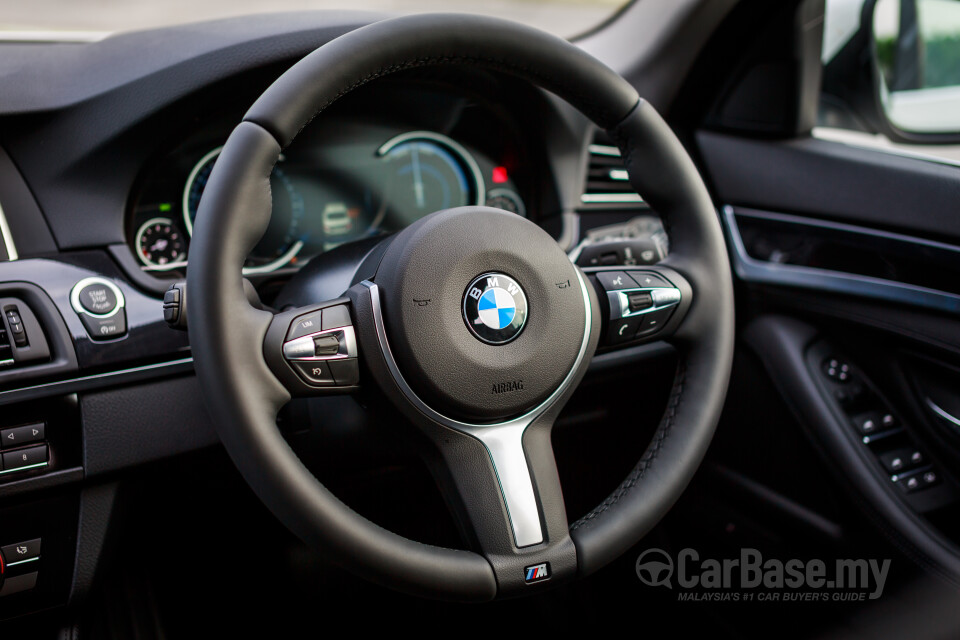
[361,271,593,548]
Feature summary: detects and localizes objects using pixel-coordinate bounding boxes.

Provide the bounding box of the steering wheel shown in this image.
[187,13,734,600]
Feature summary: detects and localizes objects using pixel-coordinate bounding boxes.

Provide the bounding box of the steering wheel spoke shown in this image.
[417,411,578,592]
[262,300,362,396]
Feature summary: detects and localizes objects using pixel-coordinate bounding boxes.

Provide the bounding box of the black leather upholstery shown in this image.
[188,13,734,599]
[569,100,735,574]
[244,13,640,147]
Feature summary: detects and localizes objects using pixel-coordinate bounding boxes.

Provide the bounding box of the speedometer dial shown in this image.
[183,147,306,271]
[377,132,485,225]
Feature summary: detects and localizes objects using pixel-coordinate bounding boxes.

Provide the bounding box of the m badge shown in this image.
[524,563,550,583]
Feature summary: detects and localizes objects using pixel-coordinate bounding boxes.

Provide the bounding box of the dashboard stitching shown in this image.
[569,361,687,530]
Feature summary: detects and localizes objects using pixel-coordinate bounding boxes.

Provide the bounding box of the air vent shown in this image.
[581,133,644,206]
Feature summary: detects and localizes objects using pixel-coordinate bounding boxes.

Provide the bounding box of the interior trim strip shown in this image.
[363,272,593,549]
[722,205,960,315]
[925,397,960,433]
[0,198,18,261]
[580,193,644,204]
[0,357,195,405]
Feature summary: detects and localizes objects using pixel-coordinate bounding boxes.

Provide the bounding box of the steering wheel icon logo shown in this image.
[635,548,674,588]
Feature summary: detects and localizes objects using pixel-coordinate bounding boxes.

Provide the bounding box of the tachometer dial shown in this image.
[135,218,186,269]
[377,132,485,225]
[183,147,306,272]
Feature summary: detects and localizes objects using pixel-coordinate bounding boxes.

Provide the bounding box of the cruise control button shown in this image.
[1,424,44,450]
[77,283,118,315]
[79,310,127,341]
[596,271,634,291]
[1,539,41,564]
[329,359,360,386]
[290,361,336,386]
[287,310,323,341]
[637,307,674,336]
[321,305,351,331]
[627,271,672,288]
[2,444,47,471]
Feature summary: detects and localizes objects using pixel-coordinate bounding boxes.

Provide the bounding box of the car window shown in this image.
[818,0,960,164]
[0,0,631,39]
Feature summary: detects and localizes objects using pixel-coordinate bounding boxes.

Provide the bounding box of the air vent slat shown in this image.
[581,134,644,206]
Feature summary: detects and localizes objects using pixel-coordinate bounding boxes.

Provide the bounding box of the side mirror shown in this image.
[822,0,960,143]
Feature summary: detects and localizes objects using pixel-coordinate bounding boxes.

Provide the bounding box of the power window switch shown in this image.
[897,470,940,493]
[880,448,924,474]
[852,411,896,436]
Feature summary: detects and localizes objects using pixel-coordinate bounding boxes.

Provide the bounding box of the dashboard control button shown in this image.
[0,423,44,450]
[321,305,351,331]
[290,361,337,386]
[2,444,47,471]
[0,572,37,597]
[71,278,127,340]
[637,307,674,336]
[76,283,118,315]
[4,307,27,348]
[162,286,181,325]
[627,271,672,288]
[596,271,634,291]
[329,359,360,386]
[78,312,127,341]
[1,539,41,564]
[287,310,323,341]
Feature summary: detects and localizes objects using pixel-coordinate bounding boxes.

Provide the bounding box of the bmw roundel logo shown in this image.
[462,273,528,345]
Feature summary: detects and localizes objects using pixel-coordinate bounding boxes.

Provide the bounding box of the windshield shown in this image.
[0,0,629,39]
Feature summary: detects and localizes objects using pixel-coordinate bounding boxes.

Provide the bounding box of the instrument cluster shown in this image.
[128,119,529,277]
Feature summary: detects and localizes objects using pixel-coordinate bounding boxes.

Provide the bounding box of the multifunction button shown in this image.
[592,269,682,345]
[282,305,359,388]
[70,278,127,341]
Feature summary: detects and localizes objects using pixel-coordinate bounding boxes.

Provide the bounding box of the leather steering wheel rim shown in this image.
[187,13,734,601]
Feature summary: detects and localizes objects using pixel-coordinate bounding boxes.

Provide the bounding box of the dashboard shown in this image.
[126,80,537,278]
